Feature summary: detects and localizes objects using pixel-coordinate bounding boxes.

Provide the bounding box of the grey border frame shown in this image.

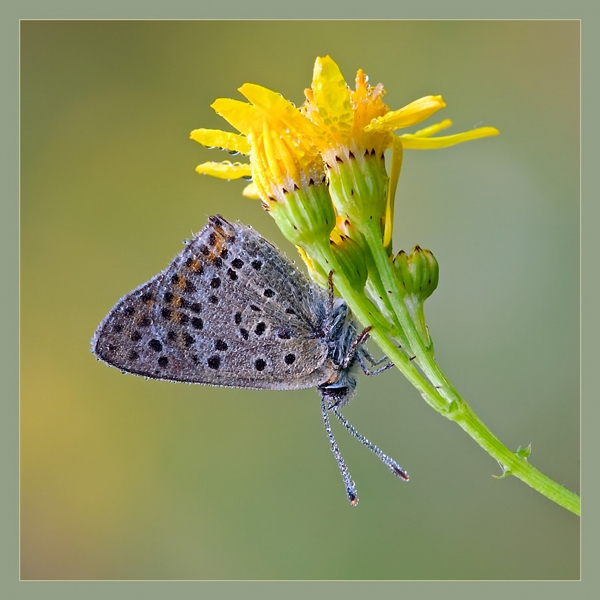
[3,1,598,599]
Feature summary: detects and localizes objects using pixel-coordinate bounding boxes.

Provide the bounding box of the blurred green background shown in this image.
[21,21,579,580]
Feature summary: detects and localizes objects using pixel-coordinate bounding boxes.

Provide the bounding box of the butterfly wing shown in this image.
[92,274,174,378]
[92,216,338,390]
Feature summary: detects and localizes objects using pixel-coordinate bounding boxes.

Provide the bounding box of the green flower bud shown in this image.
[394,246,439,300]
[393,246,439,350]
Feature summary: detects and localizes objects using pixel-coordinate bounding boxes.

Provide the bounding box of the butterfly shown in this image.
[92,215,408,504]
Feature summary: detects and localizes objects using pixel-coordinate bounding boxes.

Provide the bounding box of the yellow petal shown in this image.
[195,161,252,179]
[242,182,260,199]
[311,56,353,137]
[268,127,301,185]
[296,245,327,286]
[384,135,404,248]
[400,126,499,150]
[411,119,453,138]
[365,95,446,132]
[211,98,257,136]
[260,121,286,185]
[239,83,296,115]
[190,128,251,155]
[239,83,323,140]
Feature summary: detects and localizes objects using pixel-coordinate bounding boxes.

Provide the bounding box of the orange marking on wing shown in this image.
[188,258,202,272]
[207,226,229,260]
[172,294,184,308]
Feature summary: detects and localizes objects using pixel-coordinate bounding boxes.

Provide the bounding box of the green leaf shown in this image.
[516,443,532,460]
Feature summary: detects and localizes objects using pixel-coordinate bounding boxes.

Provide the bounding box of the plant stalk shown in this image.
[309,240,580,517]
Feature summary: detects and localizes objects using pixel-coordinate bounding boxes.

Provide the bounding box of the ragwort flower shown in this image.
[191,55,498,259]
[191,84,335,248]
[300,56,498,247]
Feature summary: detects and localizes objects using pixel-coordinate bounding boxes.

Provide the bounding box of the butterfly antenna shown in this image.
[320,394,359,506]
[330,405,410,482]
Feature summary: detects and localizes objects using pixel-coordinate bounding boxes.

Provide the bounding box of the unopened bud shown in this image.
[393,246,439,350]
[393,246,439,301]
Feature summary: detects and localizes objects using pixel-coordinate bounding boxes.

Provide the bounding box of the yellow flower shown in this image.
[302,58,445,160]
[191,55,499,252]
[192,84,335,247]
[299,56,499,246]
[300,56,499,153]
[191,89,323,207]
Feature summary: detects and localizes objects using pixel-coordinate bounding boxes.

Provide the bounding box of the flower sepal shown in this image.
[326,148,389,238]
[267,182,336,248]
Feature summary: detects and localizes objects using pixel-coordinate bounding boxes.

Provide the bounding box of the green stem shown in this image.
[363,261,410,349]
[361,220,461,404]
[308,243,456,415]
[309,237,580,517]
[453,404,581,515]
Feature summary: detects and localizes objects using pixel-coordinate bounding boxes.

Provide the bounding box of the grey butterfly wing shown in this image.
[92,274,174,378]
[148,215,335,389]
[93,215,338,390]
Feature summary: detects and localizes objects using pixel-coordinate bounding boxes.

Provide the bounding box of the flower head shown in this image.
[193,84,335,247]
[301,57,449,161]
[191,56,498,280]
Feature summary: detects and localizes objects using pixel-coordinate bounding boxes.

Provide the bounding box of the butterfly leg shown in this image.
[327,269,393,376]
[329,404,410,482]
[356,348,394,376]
[341,325,373,369]
[320,392,359,506]
[360,346,389,367]
[343,328,394,375]
[327,270,335,312]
